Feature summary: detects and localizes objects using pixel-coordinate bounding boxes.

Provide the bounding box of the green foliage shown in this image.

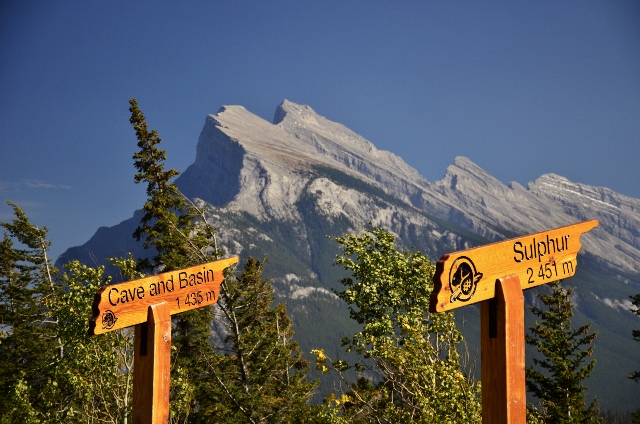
[128,100,320,422]
[313,225,481,423]
[0,101,318,423]
[52,258,137,423]
[0,202,63,420]
[0,202,138,422]
[526,280,602,423]
[129,98,224,422]
[195,257,317,423]
[129,98,219,272]
[1,375,41,423]
[553,256,640,414]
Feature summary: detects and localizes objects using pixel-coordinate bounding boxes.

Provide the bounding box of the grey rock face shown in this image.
[62,100,640,412]
[177,100,640,277]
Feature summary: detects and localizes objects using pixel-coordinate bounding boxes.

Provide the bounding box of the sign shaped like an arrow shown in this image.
[429,220,598,313]
[89,257,238,335]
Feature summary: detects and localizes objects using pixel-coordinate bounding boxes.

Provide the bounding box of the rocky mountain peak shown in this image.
[174,101,640,276]
[274,99,376,154]
[273,99,316,125]
[59,100,640,412]
[438,156,504,192]
[274,100,428,194]
[182,100,640,279]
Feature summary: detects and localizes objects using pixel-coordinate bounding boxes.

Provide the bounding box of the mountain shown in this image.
[59,100,640,412]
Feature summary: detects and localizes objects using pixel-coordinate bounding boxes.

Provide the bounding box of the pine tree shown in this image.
[1,203,139,422]
[128,98,222,422]
[0,201,63,420]
[1,100,318,422]
[196,257,317,423]
[127,99,317,422]
[526,280,602,423]
[130,98,217,271]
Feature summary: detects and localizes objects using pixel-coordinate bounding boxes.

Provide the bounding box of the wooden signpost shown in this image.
[429,220,598,423]
[89,256,238,423]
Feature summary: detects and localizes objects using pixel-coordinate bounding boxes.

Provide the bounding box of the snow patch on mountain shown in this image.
[592,294,634,313]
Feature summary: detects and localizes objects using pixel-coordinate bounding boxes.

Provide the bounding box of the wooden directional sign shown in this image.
[428,220,598,424]
[89,257,238,335]
[429,220,598,313]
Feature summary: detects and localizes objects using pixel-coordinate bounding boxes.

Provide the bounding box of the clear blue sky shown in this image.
[1,1,639,260]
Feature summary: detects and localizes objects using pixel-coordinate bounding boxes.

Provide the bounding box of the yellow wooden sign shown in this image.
[88,257,238,335]
[429,220,598,313]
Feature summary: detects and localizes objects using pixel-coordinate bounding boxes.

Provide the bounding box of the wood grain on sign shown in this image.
[132,302,171,424]
[88,257,238,335]
[429,220,598,313]
[481,275,526,424]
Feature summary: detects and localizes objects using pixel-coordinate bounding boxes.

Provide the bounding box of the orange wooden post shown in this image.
[429,221,598,423]
[481,274,526,424]
[88,257,239,423]
[132,302,171,424]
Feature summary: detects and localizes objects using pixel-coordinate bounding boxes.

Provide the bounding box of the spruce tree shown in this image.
[0,202,63,420]
[196,257,316,423]
[1,203,140,422]
[129,98,221,421]
[128,99,317,422]
[130,98,217,271]
[0,101,318,422]
[526,280,601,423]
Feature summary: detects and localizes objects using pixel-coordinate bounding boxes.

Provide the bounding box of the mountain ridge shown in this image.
[178,100,640,275]
[58,100,640,412]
